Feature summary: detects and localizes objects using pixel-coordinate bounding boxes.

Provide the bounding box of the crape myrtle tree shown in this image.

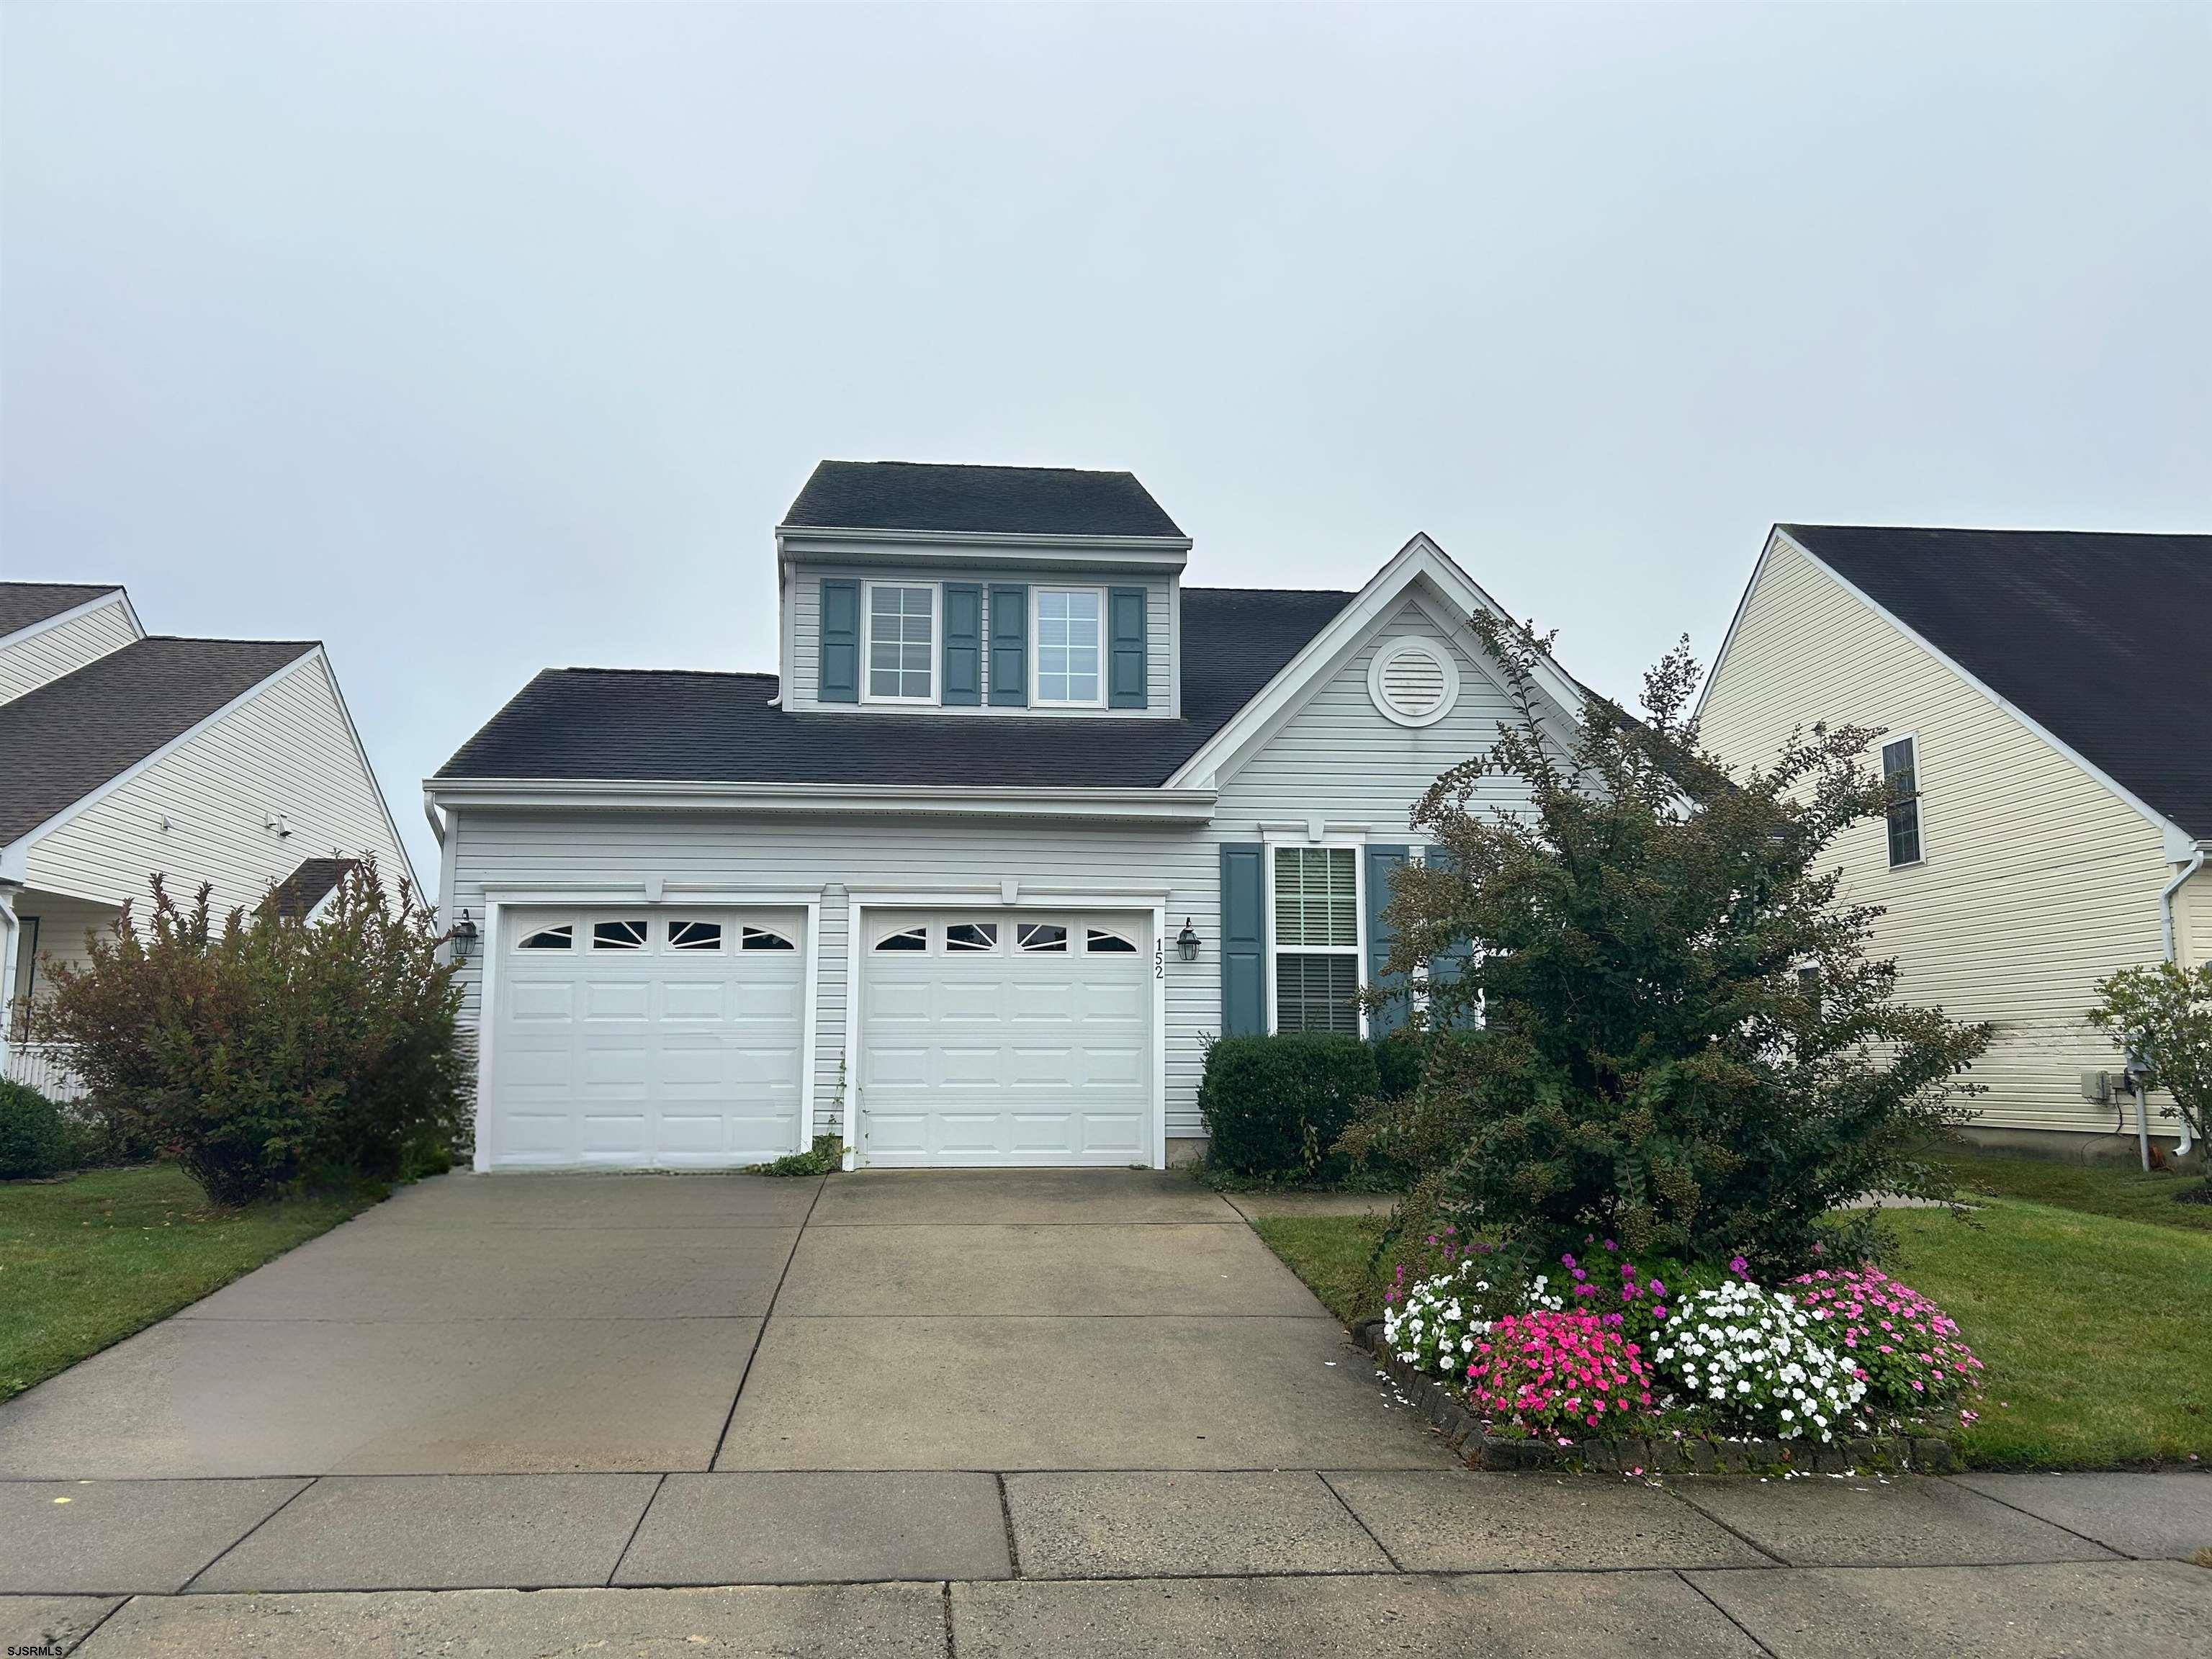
[1341,613,1992,1274]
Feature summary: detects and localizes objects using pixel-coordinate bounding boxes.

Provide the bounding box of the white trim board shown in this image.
[1701,526,2193,850]
[425,778,1218,823]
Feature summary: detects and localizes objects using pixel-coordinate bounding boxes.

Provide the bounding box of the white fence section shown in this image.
[4,1043,86,1104]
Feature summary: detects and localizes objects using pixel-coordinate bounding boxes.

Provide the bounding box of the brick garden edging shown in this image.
[1351,1319,1956,1475]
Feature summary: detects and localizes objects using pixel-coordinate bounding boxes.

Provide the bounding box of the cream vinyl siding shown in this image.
[1700,535,2182,1136]
[2176,870,2212,971]
[23,655,413,918]
[446,593,1539,1143]
[786,564,1174,716]
[0,597,141,705]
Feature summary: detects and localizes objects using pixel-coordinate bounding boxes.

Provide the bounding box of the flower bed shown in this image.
[1373,1234,1978,1473]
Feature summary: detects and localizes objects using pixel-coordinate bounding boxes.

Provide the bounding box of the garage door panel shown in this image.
[660,979,728,1021]
[858,910,1153,1168]
[506,980,577,1022]
[582,979,653,1022]
[490,911,807,1170]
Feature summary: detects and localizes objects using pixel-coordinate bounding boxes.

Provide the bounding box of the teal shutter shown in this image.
[1220,843,1267,1036]
[1365,845,1409,1037]
[1108,586,1148,709]
[942,583,982,706]
[1424,847,1475,1016]
[819,579,859,703]
[989,584,1028,706]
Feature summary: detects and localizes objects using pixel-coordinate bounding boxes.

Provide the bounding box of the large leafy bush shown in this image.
[0,1079,74,1179]
[33,860,470,1204]
[1344,617,1992,1274]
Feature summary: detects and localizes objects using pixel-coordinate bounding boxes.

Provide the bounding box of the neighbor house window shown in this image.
[866,583,937,702]
[1882,736,1923,867]
[1033,588,1102,706]
[1273,845,1361,1035]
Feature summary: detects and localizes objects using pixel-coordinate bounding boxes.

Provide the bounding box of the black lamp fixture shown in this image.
[450,909,480,961]
[1176,917,1200,963]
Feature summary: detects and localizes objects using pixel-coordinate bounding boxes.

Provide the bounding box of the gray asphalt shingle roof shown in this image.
[1783,524,2212,839]
[0,636,318,844]
[0,582,122,638]
[782,461,1186,540]
[436,587,1350,788]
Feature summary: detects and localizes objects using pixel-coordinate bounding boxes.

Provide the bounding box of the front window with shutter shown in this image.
[1272,845,1362,1035]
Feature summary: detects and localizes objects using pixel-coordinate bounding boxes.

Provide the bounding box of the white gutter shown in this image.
[423,777,1218,824]
[2159,844,2206,1161]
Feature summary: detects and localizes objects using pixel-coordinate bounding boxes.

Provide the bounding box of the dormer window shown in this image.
[1034,588,1103,706]
[866,583,938,703]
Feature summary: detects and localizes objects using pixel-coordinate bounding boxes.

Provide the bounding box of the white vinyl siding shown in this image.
[788,564,1174,717]
[1700,534,2186,1138]
[0,596,141,705]
[22,655,414,918]
[446,593,1534,1146]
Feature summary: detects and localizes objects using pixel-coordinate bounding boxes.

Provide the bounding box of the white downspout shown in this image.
[0,882,21,1083]
[2159,845,2206,1160]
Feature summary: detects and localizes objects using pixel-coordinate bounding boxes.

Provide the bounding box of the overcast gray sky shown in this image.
[5,3,2208,889]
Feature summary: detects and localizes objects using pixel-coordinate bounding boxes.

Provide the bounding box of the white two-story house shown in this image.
[429,461,1589,1172]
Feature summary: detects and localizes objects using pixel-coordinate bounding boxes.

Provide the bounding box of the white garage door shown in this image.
[858,910,1154,1166]
[490,909,807,1169]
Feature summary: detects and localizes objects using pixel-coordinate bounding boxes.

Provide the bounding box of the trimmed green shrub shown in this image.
[0,1079,73,1179]
[1198,1034,1381,1180]
[1374,1035,1425,1102]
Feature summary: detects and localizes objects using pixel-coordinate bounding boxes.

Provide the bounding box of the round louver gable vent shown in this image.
[1367,636,1460,727]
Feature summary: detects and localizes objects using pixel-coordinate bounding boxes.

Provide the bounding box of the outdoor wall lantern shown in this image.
[1177,918,1200,963]
[450,909,480,961]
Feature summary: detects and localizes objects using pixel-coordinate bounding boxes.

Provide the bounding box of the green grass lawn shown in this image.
[1253,1194,2212,1470]
[1940,1149,2212,1232]
[0,1164,377,1401]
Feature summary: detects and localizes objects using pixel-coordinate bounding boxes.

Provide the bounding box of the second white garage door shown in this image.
[858,910,1154,1166]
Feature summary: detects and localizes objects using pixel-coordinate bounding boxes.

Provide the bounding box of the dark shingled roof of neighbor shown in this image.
[0,636,318,844]
[782,460,1187,540]
[436,587,1351,788]
[1782,524,2212,839]
[0,582,123,638]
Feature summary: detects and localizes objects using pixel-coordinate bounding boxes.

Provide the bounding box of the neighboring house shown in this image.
[0,582,416,1097]
[429,460,1591,1172]
[1699,526,2212,1159]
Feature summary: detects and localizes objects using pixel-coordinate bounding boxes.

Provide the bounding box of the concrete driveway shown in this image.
[0,1167,1431,1480]
[5,1169,2210,1655]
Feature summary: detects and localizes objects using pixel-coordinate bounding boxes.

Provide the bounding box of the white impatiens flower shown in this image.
[1383,1255,1511,1378]
[1650,1280,1866,1442]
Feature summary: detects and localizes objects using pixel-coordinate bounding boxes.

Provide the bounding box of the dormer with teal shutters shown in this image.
[776,461,1187,719]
